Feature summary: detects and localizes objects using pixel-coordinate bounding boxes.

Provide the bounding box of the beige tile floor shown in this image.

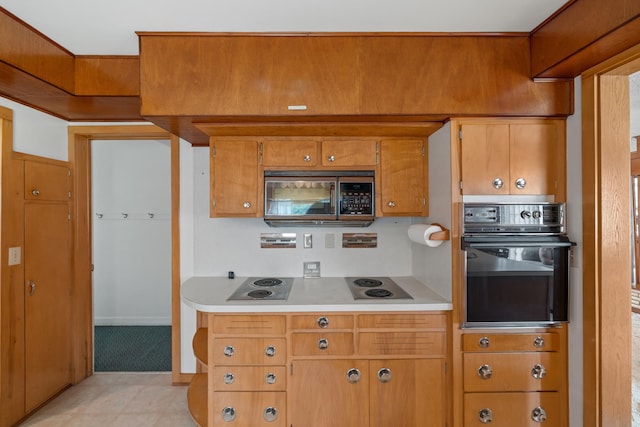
[18,373,196,427]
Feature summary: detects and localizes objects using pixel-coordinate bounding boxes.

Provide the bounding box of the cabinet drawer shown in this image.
[291,332,354,356]
[358,332,445,356]
[290,314,353,330]
[464,392,562,427]
[212,338,286,365]
[358,313,446,329]
[212,391,286,427]
[463,332,558,352]
[211,366,286,391]
[211,315,286,335]
[321,139,377,167]
[262,139,319,167]
[463,352,563,392]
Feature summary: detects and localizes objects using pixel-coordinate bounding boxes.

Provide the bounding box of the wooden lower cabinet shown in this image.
[289,359,445,427]
[463,392,562,426]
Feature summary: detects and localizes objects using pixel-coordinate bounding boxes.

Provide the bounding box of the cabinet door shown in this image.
[262,139,318,167]
[210,139,260,217]
[378,138,428,216]
[509,123,559,195]
[464,392,562,427]
[24,202,72,411]
[24,161,70,201]
[289,360,369,427]
[460,123,510,195]
[321,139,377,167]
[370,359,445,427]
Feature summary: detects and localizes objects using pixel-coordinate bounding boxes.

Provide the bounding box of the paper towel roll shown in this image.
[408,224,444,247]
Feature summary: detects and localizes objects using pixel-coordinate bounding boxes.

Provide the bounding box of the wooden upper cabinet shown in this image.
[459,119,566,199]
[262,139,319,167]
[377,138,428,217]
[321,139,377,167]
[210,139,260,217]
[140,35,360,116]
[24,161,70,201]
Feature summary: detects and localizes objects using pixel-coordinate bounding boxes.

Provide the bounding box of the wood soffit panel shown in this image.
[1,4,640,143]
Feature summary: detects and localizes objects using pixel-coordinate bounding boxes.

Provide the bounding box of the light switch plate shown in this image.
[303,233,312,249]
[303,261,321,278]
[8,247,21,266]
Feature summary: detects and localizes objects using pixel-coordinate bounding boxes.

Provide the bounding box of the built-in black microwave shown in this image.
[263,171,374,227]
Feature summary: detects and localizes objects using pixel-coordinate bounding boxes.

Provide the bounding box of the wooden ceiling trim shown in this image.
[74,56,140,96]
[530,0,640,78]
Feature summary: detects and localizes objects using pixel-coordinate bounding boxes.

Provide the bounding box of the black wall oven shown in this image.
[461,203,574,328]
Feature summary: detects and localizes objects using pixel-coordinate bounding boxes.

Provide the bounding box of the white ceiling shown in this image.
[2,0,569,55]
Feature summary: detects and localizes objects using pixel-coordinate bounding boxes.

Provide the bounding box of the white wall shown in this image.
[92,139,172,325]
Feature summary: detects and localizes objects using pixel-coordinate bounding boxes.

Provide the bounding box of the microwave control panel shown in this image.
[339,181,373,215]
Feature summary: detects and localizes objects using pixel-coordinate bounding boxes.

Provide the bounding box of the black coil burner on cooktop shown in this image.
[227,277,293,301]
[346,277,413,300]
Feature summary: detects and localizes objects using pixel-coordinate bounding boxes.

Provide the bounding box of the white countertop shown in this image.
[181,276,452,313]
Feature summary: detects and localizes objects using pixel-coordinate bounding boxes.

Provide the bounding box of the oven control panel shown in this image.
[463,203,565,233]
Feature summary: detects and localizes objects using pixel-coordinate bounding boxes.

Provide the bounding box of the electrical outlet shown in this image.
[303,233,312,249]
[8,247,21,266]
[303,261,321,278]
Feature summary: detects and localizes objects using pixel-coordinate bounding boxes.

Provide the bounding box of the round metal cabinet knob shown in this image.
[31,189,40,196]
[531,363,547,379]
[303,155,311,162]
[377,368,392,383]
[265,345,276,357]
[223,345,234,357]
[328,155,335,162]
[478,408,493,424]
[317,316,329,328]
[221,406,236,422]
[243,201,251,209]
[492,178,504,189]
[318,338,329,350]
[515,177,527,189]
[531,406,547,423]
[265,373,277,384]
[387,201,396,208]
[346,368,361,383]
[533,336,545,348]
[477,364,493,380]
[263,407,278,422]
[478,336,490,349]
[223,372,235,384]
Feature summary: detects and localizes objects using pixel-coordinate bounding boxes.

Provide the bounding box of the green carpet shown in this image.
[94,326,172,372]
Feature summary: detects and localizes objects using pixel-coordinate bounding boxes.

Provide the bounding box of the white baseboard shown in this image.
[94,316,171,326]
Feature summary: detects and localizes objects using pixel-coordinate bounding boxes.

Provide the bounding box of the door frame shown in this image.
[581,45,640,426]
[67,125,185,383]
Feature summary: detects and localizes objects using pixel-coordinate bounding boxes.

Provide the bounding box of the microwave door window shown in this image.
[265,180,335,216]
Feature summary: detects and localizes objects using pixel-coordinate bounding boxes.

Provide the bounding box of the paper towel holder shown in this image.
[428,223,450,241]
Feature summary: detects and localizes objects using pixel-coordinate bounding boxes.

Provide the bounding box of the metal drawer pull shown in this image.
[478,336,490,349]
[328,155,335,162]
[492,177,504,189]
[318,338,329,350]
[265,345,276,357]
[243,201,251,208]
[31,189,40,196]
[223,345,234,357]
[28,280,36,296]
[223,373,235,384]
[263,407,278,422]
[531,363,547,379]
[515,177,527,189]
[221,406,236,422]
[477,364,493,380]
[377,368,392,383]
[478,408,493,423]
[533,336,545,348]
[317,316,329,328]
[531,406,547,423]
[265,373,277,384]
[387,201,396,208]
[346,368,361,383]
[303,155,311,162]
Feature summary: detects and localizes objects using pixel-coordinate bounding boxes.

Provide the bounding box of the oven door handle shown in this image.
[462,240,575,249]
